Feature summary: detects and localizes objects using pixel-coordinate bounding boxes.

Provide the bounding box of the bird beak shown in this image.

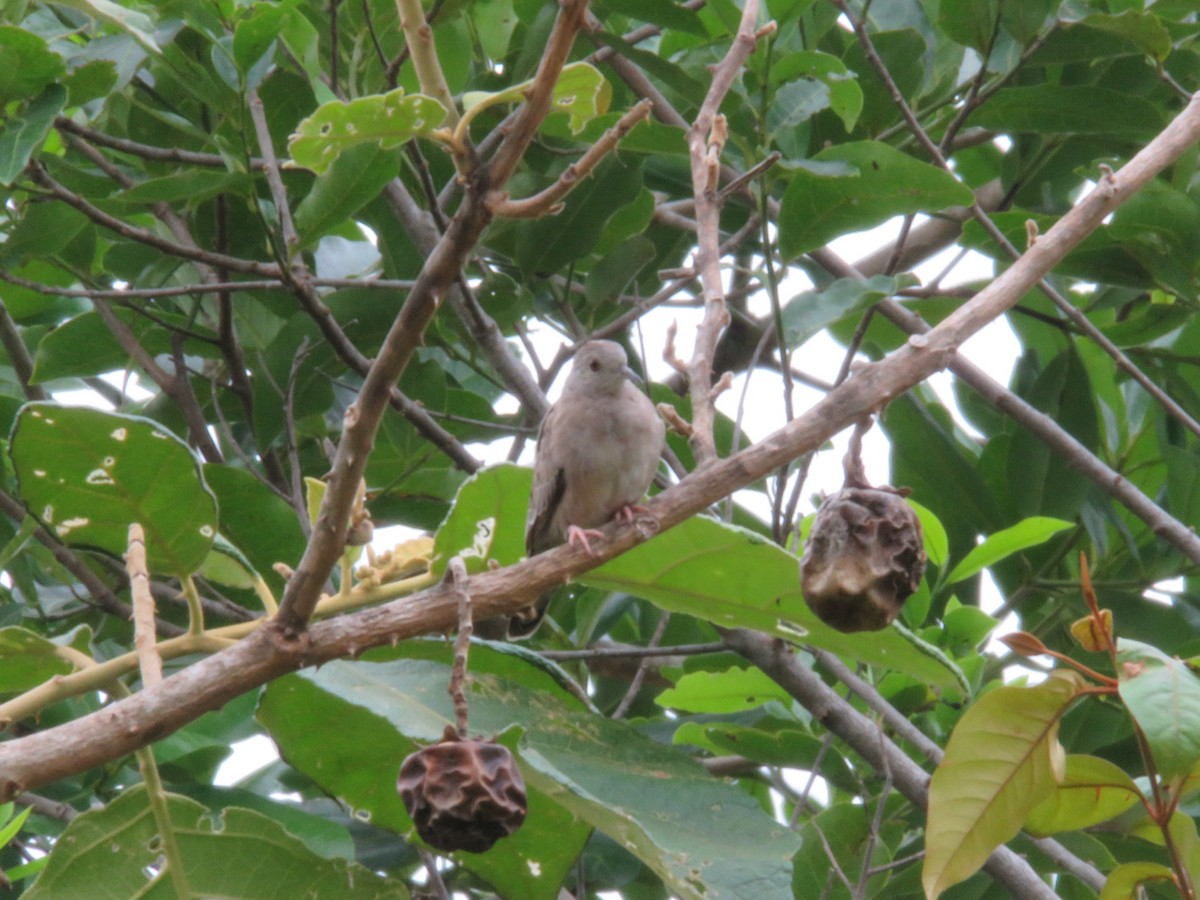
[624,365,643,384]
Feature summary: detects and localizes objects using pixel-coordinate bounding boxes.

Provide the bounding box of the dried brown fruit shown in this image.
[800,487,926,633]
[397,727,527,854]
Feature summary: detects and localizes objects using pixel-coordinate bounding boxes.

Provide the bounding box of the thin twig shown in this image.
[448,558,472,738]
[685,2,773,467]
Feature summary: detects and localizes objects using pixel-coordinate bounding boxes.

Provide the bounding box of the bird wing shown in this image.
[525,407,567,556]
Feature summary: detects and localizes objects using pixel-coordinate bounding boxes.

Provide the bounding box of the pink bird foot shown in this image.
[566,524,606,556]
[612,503,650,524]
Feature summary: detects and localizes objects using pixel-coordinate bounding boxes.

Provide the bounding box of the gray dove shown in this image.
[507,340,665,638]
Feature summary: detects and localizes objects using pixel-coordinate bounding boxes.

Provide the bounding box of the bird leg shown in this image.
[612,504,650,524]
[566,525,606,556]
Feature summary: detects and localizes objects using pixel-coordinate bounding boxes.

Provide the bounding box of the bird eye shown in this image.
[589,360,600,371]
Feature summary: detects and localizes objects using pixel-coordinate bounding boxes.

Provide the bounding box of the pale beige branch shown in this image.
[126,524,162,688]
[685,2,773,467]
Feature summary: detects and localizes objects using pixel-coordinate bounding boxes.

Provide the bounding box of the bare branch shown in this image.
[489,100,651,218]
[685,2,772,467]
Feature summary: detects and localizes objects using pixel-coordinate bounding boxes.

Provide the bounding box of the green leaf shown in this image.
[202,464,306,595]
[780,274,914,348]
[1098,862,1175,900]
[23,786,405,899]
[0,804,31,848]
[431,463,529,577]
[113,170,250,205]
[0,627,72,696]
[778,142,973,260]
[1065,11,1173,62]
[944,516,1072,585]
[30,307,219,383]
[584,512,965,688]
[51,0,160,53]
[233,0,297,74]
[1118,639,1200,779]
[1024,754,1142,837]
[923,671,1082,898]
[938,0,1000,52]
[462,61,611,136]
[769,51,862,133]
[514,156,643,278]
[10,404,217,575]
[0,26,64,104]
[287,88,447,175]
[656,667,793,713]
[969,85,1165,138]
[259,655,800,900]
[61,59,117,107]
[910,500,949,569]
[293,144,403,246]
[999,0,1054,44]
[0,84,66,186]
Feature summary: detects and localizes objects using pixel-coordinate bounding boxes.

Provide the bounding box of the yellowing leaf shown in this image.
[1070,609,1114,653]
[1024,754,1142,836]
[922,670,1083,898]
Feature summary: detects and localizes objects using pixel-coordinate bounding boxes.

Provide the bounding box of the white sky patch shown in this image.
[214,734,280,787]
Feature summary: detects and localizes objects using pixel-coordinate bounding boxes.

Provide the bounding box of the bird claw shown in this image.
[566,525,606,556]
[612,504,649,524]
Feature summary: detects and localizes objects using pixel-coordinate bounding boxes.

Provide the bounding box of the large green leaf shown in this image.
[778,142,972,260]
[969,85,1165,138]
[923,671,1082,898]
[292,144,404,247]
[431,463,529,577]
[585,510,964,688]
[1118,639,1200,780]
[259,646,589,900]
[944,517,1073,585]
[780,275,914,349]
[10,404,216,575]
[24,786,405,898]
[0,26,64,104]
[259,654,800,900]
[513,156,644,277]
[202,463,307,594]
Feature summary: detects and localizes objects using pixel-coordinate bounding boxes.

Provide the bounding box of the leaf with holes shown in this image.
[288,88,447,174]
[462,61,610,136]
[9,404,216,576]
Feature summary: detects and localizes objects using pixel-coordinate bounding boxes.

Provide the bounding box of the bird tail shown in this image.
[504,593,550,639]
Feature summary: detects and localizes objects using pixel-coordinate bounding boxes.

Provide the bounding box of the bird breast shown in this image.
[551,384,662,530]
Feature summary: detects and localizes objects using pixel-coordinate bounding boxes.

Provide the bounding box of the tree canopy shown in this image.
[3,0,1200,898]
